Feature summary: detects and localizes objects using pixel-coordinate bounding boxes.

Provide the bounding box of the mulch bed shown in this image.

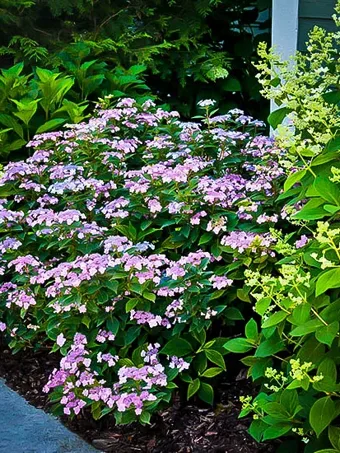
[0,342,278,452]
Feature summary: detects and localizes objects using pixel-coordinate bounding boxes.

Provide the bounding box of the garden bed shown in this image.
[0,342,276,452]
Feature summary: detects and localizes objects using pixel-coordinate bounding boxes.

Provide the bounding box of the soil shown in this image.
[0,342,278,453]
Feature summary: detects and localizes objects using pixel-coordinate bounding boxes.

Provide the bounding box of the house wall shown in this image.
[298,0,337,50]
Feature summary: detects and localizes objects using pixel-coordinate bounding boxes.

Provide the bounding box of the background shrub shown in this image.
[0,61,152,160]
[0,0,271,118]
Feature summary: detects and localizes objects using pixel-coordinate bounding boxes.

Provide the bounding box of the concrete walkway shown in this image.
[0,379,98,453]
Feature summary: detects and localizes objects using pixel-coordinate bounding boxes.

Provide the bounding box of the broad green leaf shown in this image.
[268,107,291,129]
[161,338,193,356]
[315,321,339,347]
[262,311,288,329]
[245,318,258,341]
[36,118,66,133]
[201,367,223,378]
[329,425,340,450]
[325,136,340,152]
[125,298,139,312]
[263,402,290,420]
[255,336,285,357]
[310,397,336,437]
[204,349,226,370]
[140,411,151,424]
[313,176,340,206]
[316,269,340,296]
[225,307,244,320]
[314,450,338,453]
[290,319,323,336]
[187,378,200,399]
[198,382,214,404]
[0,113,24,138]
[284,169,306,191]
[248,419,267,442]
[224,337,254,353]
[221,77,241,91]
[262,423,292,440]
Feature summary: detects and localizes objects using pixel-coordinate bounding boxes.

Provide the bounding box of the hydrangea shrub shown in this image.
[0,97,283,424]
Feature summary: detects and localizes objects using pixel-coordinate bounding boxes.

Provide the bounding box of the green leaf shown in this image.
[36,118,66,133]
[312,151,339,166]
[262,311,288,329]
[139,411,151,424]
[313,176,340,206]
[187,378,200,399]
[161,338,193,356]
[248,419,267,442]
[106,316,119,335]
[143,291,156,302]
[255,336,285,357]
[204,349,226,370]
[325,136,340,152]
[224,338,254,353]
[198,232,213,245]
[221,77,241,91]
[290,319,323,336]
[315,448,339,453]
[201,367,223,378]
[263,402,290,420]
[125,298,139,312]
[329,425,340,450]
[0,113,24,138]
[310,397,336,437]
[198,382,214,404]
[315,321,339,347]
[225,307,244,320]
[262,423,292,440]
[124,326,141,345]
[267,107,291,129]
[284,169,306,191]
[245,319,258,341]
[316,269,340,296]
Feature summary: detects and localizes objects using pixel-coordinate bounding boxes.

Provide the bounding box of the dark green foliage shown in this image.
[0,0,271,118]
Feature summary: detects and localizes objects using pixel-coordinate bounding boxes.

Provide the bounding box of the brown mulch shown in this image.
[0,343,278,453]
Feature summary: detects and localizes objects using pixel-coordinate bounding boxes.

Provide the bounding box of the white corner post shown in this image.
[270,0,299,113]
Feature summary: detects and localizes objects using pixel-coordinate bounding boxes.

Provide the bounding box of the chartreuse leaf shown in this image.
[224,337,254,353]
[245,318,258,341]
[187,378,200,399]
[290,319,323,336]
[316,269,340,296]
[161,338,193,356]
[262,311,288,329]
[204,349,226,370]
[201,367,223,378]
[284,169,306,191]
[36,117,66,133]
[310,397,336,437]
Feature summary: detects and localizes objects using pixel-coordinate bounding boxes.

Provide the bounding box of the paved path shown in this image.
[0,379,98,453]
